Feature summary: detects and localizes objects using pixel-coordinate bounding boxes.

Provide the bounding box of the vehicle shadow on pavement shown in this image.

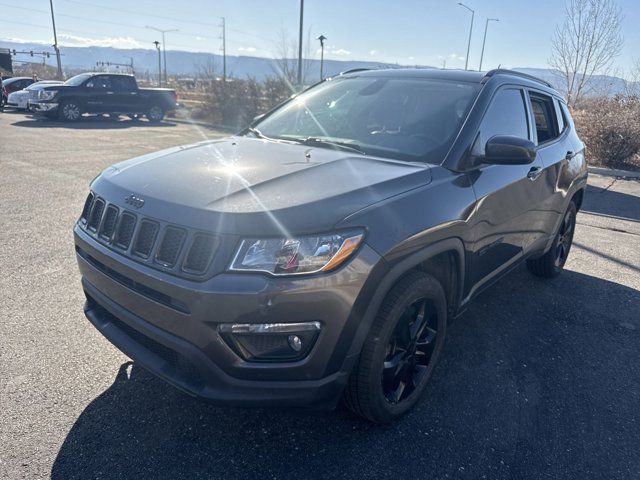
[51,267,640,480]
[10,115,177,130]
[582,183,640,222]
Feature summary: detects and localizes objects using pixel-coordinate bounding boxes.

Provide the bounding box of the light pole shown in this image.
[458,3,474,71]
[297,0,304,87]
[124,56,134,75]
[317,35,326,81]
[479,18,499,71]
[146,26,178,85]
[153,41,161,87]
[48,0,63,79]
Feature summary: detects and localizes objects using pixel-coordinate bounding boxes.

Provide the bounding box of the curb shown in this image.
[588,166,640,179]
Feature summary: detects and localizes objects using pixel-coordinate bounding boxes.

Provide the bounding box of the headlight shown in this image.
[39,90,57,100]
[230,230,364,275]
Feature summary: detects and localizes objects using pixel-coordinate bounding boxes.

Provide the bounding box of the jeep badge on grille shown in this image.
[125,194,145,209]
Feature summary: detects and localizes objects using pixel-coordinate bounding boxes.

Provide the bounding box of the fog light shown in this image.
[288,335,303,352]
[218,322,321,362]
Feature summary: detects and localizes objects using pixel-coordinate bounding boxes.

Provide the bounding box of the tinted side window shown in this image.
[477,88,529,154]
[111,76,135,91]
[529,94,559,144]
[554,99,565,133]
[86,76,112,89]
[559,101,574,129]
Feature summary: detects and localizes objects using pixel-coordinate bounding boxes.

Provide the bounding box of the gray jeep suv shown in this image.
[75,68,587,423]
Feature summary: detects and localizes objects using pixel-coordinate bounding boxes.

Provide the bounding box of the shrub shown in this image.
[573,96,640,170]
[193,76,292,130]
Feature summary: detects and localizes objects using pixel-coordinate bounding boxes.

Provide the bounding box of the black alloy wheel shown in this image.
[382,298,438,404]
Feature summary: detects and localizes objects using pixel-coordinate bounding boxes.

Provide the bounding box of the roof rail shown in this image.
[339,68,372,76]
[483,68,553,88]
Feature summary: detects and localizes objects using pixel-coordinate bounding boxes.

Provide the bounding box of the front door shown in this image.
[468,87,549,293]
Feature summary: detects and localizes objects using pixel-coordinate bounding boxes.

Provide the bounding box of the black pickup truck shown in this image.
[31,73,177,122]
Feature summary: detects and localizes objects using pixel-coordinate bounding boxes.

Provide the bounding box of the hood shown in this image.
[93,136,432,235]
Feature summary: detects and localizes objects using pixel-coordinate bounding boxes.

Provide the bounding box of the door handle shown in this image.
[106,91,114,95]
[527,166,543,181]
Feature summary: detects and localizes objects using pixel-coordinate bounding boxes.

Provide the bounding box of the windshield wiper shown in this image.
[247,127,267,139]
[289,137,367,156]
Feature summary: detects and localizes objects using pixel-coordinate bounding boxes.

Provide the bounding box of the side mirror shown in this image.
[484,135,537,165]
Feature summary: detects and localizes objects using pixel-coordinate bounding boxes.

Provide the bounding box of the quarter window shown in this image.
[476,88,529,154]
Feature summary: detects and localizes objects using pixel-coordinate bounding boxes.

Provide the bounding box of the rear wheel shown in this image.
[146,105,164,122]
[59,100,82,122]
[527,201,577,278]
[344,271,447,423]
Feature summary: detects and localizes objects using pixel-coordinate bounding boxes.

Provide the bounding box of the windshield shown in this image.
[253,76,480,162]
[64,74,93,86]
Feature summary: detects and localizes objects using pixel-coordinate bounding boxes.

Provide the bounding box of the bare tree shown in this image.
[272,27,315,90]
[550,0,623,108]
[625,58,640,97]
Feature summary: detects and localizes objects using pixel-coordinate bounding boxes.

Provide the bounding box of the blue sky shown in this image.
[1,0,639,72]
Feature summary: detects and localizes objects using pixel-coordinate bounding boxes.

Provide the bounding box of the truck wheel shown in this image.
[527,201,577,278]
[344,271,447,423]
[146,106,164,122]
[59,101,82,122]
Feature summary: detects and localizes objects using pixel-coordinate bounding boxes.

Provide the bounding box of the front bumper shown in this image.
[30,101,58,112]
[75,225,380,407]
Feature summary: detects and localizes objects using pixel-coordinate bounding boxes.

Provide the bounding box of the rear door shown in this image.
[110,76,141,113]
[526,91,574,240]
[468,86,549,293]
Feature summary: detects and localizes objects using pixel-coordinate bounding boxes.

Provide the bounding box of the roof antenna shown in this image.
[497,64,502,69]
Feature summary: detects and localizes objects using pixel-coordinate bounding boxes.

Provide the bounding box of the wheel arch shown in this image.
[332,237,466,377]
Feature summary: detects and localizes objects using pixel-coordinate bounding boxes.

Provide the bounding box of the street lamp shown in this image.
[146,26,178,84]
[458,3,474,71]
[297,0,304,87]
[317,34,327,81]
[479,18,499,71]
[48,0,63,79]
[153,41,161,87]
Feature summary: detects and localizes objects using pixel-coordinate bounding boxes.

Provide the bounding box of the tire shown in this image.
[527,201,577,278]
[146,105,164,122]
[59,100,82,122]
[344,271,447,423]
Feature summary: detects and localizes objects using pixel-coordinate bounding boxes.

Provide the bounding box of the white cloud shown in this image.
[0,36,47,44]
[331,48,351,56]
[369,50,377,56]
[238,46,257,53]
[448,53,465,61]
[57,34,143,49]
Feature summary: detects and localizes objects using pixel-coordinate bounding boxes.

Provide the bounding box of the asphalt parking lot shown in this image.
[1,111,639,480]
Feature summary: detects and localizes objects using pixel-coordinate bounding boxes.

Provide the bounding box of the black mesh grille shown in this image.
[156,227,186,267]
[183,234,218,273]
[133,220,159,258]
[99,205,119,240]
[81,192,94,223]
[114,213,136,249]
[87,198,105,231]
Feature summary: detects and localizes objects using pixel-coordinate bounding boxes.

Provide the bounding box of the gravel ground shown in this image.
[1,111,639,480]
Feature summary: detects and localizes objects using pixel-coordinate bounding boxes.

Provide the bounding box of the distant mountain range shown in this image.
[1,40,635,95]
